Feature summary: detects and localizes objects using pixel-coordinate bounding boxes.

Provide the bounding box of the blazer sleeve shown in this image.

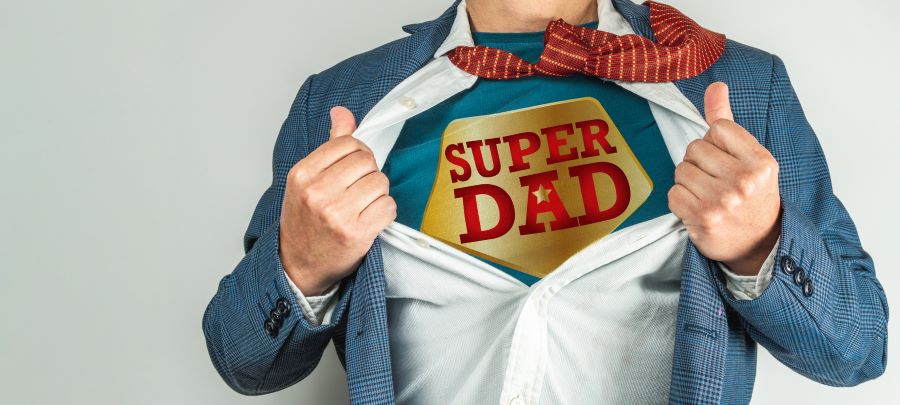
[201,75,353,395]
[714,55,889,386]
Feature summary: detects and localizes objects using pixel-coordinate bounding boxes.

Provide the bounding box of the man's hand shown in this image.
[279,106,396,296]
[668,82,782,276]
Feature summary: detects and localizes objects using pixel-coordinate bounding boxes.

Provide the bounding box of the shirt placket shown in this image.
[499,283,558,405]
[496,213,687,405]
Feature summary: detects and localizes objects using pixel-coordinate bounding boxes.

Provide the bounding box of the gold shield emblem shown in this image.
[421,97,653,278]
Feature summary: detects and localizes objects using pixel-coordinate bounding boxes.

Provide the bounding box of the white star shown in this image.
[532,185,552,203]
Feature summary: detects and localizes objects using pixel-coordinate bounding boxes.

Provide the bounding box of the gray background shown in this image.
[1,0,897,403]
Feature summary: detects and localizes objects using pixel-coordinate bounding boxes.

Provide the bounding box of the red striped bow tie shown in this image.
[447,1,725,82]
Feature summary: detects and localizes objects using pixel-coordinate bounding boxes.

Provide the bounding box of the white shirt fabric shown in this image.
[284,1,778,403]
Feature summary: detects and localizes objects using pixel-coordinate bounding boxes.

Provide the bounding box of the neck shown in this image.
[466,0,598,32]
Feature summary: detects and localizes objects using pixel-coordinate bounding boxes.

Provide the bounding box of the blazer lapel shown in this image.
[342,0,462,333]
[307,1,462,152]
[612,1,730,404]
[611,0,656,39]
[339,3,463,404]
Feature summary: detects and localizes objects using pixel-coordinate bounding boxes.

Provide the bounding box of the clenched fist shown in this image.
[279,106,397,296]
[668,82,782,276]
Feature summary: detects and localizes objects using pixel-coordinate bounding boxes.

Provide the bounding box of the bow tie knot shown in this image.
[532,19,595,77]
[448,1,726,83]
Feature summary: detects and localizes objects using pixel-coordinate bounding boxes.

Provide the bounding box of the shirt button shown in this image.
[415,238,430,249]
[400,96,417,109]
[509,395,524,405]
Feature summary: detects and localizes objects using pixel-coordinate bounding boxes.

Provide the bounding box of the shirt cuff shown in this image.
[718,236,780,300]
[284,271,340,326]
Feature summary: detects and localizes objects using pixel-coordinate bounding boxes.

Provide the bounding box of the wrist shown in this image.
[281,257,335,297]
[724,208,782,276]
[278,228,336,297]
[723,246,771,276]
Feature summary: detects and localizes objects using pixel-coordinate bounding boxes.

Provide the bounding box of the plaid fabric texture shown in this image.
[202,0,888,403]
[448,1,725,82]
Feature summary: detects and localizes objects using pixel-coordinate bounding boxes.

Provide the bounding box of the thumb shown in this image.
[703,82,734,126]
[329,106,357,139]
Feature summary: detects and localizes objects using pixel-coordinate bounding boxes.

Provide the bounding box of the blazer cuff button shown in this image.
[264,319,278,337]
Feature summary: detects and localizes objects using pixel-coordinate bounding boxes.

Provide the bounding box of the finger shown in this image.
[329,106,357,139]
[358,194,397,233]
[704,82,734,126]
[667,184,701,225]
[327,106,372,155]
[704,119,763,160]
[682,138,741,178]
[340,171,390,215]
[315,149,378,191]
[674,161,720,203]
[294,136,370,179]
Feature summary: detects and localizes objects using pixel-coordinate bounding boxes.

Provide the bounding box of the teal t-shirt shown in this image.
[382,23,675,286]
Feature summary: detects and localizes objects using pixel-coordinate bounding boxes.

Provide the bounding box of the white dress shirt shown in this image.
[284,0,778,403]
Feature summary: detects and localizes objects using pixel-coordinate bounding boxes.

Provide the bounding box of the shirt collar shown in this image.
[433,0,634,59]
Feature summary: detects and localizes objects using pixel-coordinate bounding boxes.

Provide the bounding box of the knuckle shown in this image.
[297,186,316,204]
[750,146,772,164]
[350,138,367,152]
[311,184,331,203]
[327,135,348,148]
[356,139,374,154]
[362,151,378,168]
[332,136,362,154]
[685,140,702,156]
[686,228,701,242]
[333,226,360,247]
[674,163,687,181]
[288,164,307,183]
[735,176,756,197]
[700,208,724,228]
[333,227,354,246]
[347,137,372,155]
[668,185,684,201]
[667,195,681,214]
[710,119,730,133]
[349,150,376,168]
[747,158,777,186]
[374,172,391,190]
[334,134,356,146]
[763,157,779,176]
[342,150,364,168]
[383,196,398,221]
[385,195,397,212]
[719,191,740,210]
[319,204,347,233]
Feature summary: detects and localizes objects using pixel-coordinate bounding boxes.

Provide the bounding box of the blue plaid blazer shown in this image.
[202,1,889,403]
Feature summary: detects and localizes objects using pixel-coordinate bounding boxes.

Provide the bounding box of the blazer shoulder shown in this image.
[305,35,421,97]
[713,38,777,88]
[674,38,782,142]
